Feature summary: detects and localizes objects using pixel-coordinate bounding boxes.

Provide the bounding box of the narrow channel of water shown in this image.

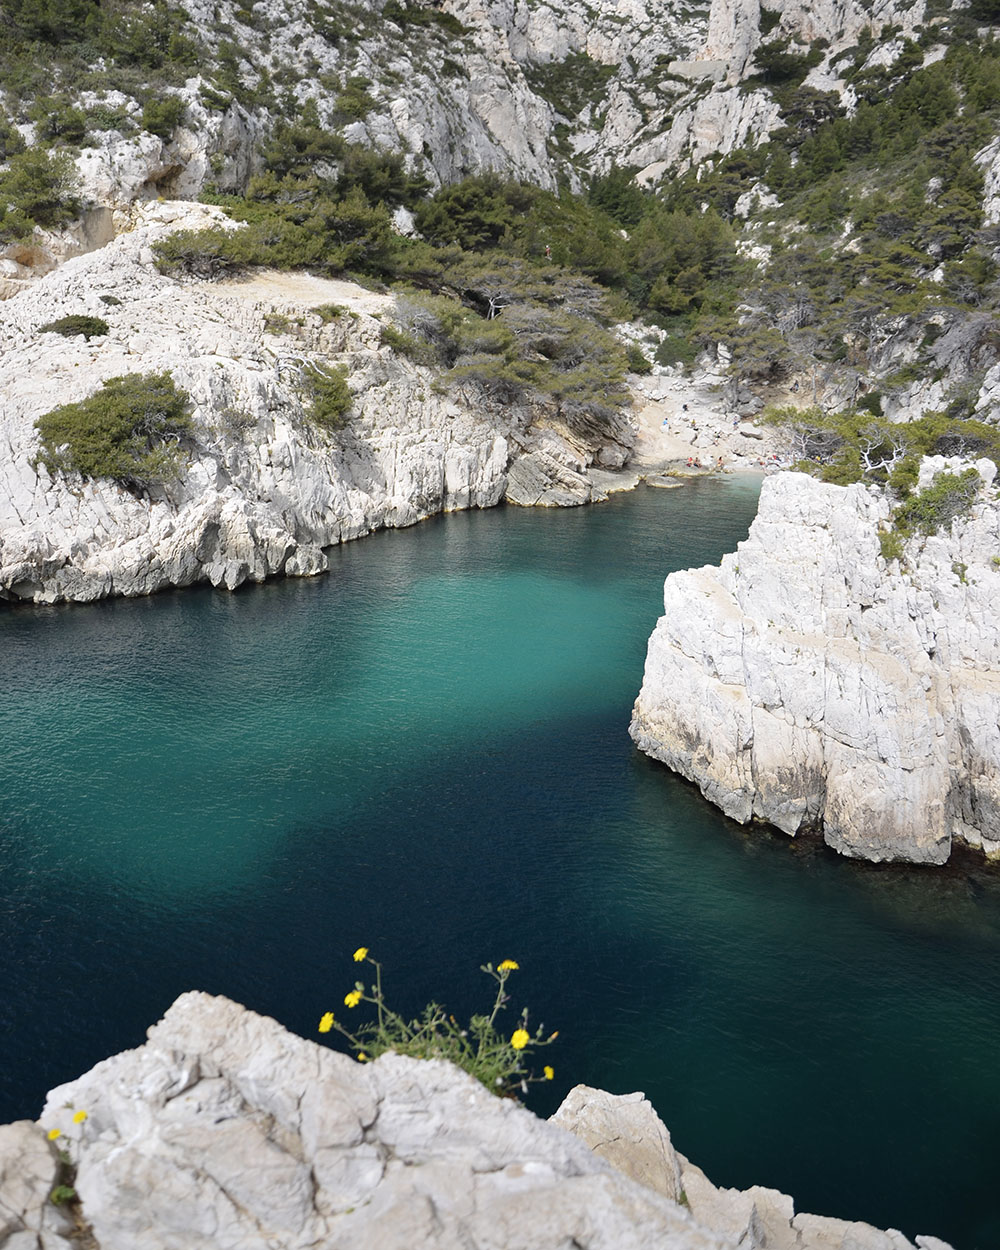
[2,477,998,1248]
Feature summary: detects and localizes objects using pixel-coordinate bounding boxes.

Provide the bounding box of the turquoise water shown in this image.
[2,477,999,1248]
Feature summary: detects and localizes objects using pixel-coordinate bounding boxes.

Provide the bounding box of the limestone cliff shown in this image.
[0,992,954,1250]
[0,202,633,605]
[630,461,1000,865]
[5,0,938,229]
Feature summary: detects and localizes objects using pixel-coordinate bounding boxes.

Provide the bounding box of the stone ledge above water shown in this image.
[0,992,954,1250]
[630,464,1000,865]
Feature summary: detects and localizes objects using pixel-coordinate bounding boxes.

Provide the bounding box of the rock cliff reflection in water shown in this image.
[1,477,999,1250]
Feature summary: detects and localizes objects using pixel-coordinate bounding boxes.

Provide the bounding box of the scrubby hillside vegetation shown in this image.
[5,0,1000,512]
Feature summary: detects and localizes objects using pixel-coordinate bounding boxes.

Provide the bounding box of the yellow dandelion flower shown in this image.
[358,1052,368,1062]
[72,1110,87,1124]
[543,1066,554,1081]
[47,1128,61,1141]
[318,1012,335,1033]
[498,959,519,972]
[344,990,362,1008]
[353,947,369,962]
[511,1028,530,1051]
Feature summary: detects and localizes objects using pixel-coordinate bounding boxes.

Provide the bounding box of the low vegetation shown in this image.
[301,362,352,430]
[38,314,108,339]
[765,405,1000,492]
[34,371,193,490]
[318,948,557,1099]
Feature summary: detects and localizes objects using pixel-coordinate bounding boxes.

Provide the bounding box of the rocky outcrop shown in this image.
[0,202,633,605]
[704,0,926,85]
[40,0,921,214]
[0,993,954,1250]
[630,461,1000,864]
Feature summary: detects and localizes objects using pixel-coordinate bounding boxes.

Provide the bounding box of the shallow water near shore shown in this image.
[2,477,999,1249]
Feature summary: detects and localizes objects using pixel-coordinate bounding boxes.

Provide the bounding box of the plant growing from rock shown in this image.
[319,948,557,1098]
[34,371,193,489]
[43,1107,88,1208]
[302,362,352,430]
[0,147,80,241]
[38,314,109,339]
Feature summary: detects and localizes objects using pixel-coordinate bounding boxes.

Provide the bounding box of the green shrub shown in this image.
[0,110,26,161]
[878,527,904,561]
[141,96,185,140]
[892,468,981,537]
[38,314,109,339]
[85,103,133,133]
[313,303,345,322]
[153,226,253,279]
[34,372,193,488]
[0,147,80,240]
[34,96,87,144]
[625,341,653,374]
[332,76,374,122]
[524,52,615,119]
[2,0,98,44]
[380,321,437,365]
[302,363,352,430]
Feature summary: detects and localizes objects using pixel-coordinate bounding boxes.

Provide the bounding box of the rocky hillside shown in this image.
[5,0,1000,606]
[0,200,635,603]
[630,458,1000,864]
[0,991,955,1249]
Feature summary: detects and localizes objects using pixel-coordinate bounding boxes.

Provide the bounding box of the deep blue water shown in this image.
[2,477,999,1249]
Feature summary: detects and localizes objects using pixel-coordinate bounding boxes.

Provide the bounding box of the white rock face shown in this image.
[31,993,730,1250]
[704,0,926,84]
[0,203,632,605]
[0,995,954,1250]
[630,465,1000,864]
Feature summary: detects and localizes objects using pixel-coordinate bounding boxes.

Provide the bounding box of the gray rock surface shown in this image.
[551,1085,684,1201]
[0,994,954,1250]
[33,993,729,1250]
[630,461,1000,863]
[0,203,633,604]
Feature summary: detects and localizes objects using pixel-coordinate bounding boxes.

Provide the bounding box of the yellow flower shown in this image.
[511,1028,530,1051]
[72,1110,87,1124]
[543,1066,554,1081]
[358,1052,368,1062]
[344,990,362,1008]
[498,959,519,972]
[318,1012,335,1033]
[47,1128,61,1141]
[353,947,369,962]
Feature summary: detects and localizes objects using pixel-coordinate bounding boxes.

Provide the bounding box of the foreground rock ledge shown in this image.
[630,462,1000,865]
[0,992,951,1250]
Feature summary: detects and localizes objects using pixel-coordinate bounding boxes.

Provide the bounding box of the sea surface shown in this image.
[2,477,999,1249]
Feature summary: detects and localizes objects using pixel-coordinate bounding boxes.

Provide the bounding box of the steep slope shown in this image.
[630,460,1000,864]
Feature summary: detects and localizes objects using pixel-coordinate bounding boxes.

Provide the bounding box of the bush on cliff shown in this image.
[765,406,1000,489]
[34,371,193,489]
[386,280,629,416]
[302,363,352,431]
[0,147,80,241]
